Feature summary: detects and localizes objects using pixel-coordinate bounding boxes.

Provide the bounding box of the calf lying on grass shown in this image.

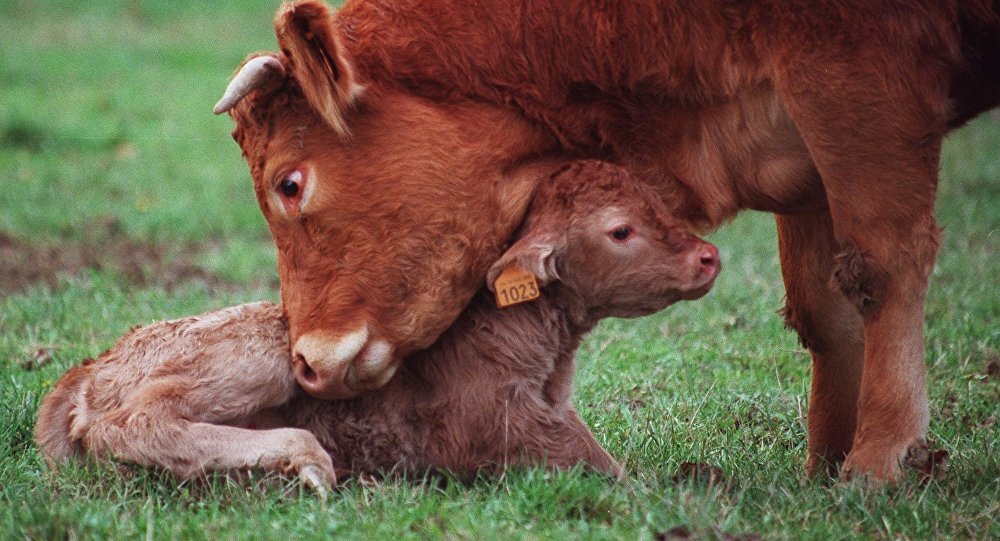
[35,161,719,493]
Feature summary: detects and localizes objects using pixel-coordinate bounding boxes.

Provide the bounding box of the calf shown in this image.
[35,161,718,491]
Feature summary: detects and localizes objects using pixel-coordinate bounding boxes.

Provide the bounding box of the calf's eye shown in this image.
[610,225,633,242]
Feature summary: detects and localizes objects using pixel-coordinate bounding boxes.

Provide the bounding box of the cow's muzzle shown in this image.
[292,326,398,399]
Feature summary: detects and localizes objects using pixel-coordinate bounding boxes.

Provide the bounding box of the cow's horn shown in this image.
[213,56,286,115]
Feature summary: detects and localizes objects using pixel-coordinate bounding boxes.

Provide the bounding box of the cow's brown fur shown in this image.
[35,161,718,488]
[220,0,1000,482]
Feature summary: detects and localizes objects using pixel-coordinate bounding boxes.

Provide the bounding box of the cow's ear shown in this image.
[275,0,361,136]
[486,230,565,291]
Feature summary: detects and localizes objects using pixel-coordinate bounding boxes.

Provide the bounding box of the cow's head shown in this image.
[216,1,558,399]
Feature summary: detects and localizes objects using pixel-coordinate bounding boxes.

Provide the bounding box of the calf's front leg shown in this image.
[506,401,623,479]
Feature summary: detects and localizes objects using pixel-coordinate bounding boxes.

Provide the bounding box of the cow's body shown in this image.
[217,0,1000,482]
[341,0,998,226]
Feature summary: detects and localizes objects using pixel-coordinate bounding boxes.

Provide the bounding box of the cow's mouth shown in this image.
[680,274,718,301]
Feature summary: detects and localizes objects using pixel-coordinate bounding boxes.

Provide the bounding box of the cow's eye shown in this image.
[279,170,303,198]
[281,178,299,197]
[609,225,633,242]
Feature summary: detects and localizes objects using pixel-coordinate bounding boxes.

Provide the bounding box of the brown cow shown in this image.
[34,161,719,492]
[214,0,1000,482]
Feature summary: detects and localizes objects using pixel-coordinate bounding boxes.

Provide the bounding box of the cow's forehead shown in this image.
[232,86,330,180]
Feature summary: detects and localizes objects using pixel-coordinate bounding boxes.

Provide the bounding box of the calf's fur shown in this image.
[35,161,717,488]
[34,302,336,490]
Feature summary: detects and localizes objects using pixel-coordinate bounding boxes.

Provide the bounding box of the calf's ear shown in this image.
[275,0,361,136]
[486,230,565,292]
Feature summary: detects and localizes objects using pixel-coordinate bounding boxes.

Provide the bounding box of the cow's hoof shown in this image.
[805,450,848,479]
[841,441,910,485]
[841,438,946,485]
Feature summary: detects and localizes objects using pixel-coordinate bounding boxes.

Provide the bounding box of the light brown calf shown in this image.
[35,161,718,490]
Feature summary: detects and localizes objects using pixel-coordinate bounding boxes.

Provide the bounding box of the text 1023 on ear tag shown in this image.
[494,265,541,308]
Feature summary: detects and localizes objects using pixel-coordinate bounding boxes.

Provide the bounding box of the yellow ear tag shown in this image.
[494,265,541,308]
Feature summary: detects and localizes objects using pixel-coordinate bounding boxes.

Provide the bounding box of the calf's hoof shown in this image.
[298,463,336,500]
[277,431,338,499]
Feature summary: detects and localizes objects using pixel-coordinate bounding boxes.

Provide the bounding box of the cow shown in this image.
[213,0,1000,482]
[34,161,720,493]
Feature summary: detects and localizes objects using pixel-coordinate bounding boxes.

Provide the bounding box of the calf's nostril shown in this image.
[699,246,720,273]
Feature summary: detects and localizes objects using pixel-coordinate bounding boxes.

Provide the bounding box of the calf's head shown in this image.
[487,161,719,320]
[216,1,551,399]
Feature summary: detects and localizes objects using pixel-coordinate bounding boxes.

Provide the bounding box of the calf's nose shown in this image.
[699,244,720,277]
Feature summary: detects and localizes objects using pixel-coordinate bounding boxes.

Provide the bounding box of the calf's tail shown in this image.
[34,364,91,468]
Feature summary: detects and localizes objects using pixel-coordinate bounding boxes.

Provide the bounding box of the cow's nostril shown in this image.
[294,354,318,383]
[301,363,317,383]
[290,327,375,399]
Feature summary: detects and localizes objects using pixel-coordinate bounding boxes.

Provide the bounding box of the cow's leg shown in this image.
[82,380,336,496]
[776,118,940,480]
[776,211,864,476]
[790,151,939,483]
[764,15,951,481]
[834,217,938,483]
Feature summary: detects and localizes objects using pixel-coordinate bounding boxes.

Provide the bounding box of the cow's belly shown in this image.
[630,84,824,227]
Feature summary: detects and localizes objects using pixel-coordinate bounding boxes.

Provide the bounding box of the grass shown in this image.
[1,1,998,539]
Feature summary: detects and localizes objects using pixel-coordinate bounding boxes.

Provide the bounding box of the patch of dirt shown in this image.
[984,351,999,380]
[656,526,692,540]
[670,462,726,486]
[655,526,761,541]
[0,217,250,296]
[19,346,55,370]
[904,442,949,483]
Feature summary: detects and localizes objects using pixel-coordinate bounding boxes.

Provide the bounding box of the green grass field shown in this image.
[2,2,998,539]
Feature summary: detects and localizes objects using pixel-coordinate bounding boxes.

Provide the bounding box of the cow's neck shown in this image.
[340,0,756,104]
[339,1,825,229]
